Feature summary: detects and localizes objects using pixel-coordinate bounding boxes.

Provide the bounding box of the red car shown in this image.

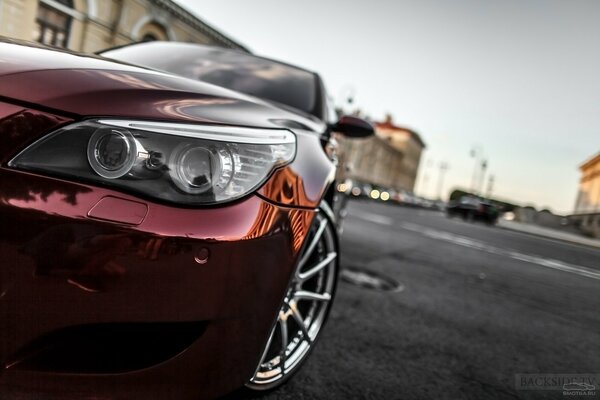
[0,38,373,399]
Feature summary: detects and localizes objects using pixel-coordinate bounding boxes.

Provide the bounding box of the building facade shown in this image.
[572,151,600,238]
[0,0,247,53]
[337,115,425,192]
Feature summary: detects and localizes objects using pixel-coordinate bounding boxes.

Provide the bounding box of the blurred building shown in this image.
[0,0,247,53]
[338,115,425,192]
[571,151,600,238]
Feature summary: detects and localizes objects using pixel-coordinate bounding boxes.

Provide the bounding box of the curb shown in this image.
[497,224,600,250]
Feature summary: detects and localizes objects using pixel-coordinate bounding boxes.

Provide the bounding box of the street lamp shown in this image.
[479,159,488,196]
[337,84,356,115]
[486,174,495,199]
[470,146,484,195]
[436,161,449,200]
[418,157,434,198]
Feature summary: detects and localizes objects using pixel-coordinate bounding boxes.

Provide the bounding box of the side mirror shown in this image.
[331,115,375,138]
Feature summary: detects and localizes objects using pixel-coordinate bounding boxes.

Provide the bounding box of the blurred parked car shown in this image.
[392,190,418,206]
[434,200,447,211]
[446,196,499,224]
[0,38,373,399]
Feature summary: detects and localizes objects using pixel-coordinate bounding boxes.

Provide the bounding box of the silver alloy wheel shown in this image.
[247,209,338,390]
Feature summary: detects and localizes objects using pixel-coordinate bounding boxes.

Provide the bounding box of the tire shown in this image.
[246,204,339,392]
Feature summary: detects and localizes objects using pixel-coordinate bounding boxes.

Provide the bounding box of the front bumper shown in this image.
[0,167,315,399]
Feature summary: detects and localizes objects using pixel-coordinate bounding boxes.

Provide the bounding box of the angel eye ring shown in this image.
[87,127,137,179]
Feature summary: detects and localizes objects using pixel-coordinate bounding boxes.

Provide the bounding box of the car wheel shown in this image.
[246,206,338,391]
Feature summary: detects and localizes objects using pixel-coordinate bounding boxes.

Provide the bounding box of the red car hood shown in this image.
[0,40,321,131]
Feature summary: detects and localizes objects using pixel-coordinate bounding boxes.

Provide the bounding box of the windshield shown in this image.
[102,42,319,117]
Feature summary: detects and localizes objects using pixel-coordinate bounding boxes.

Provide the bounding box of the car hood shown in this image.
[0,40,322,132]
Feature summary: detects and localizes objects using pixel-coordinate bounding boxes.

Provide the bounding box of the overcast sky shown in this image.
[174,0,599,214]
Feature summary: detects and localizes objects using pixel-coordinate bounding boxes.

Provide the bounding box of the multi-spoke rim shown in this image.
[247,210,337,390]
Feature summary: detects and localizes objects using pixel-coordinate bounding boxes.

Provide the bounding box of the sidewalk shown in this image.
[497,220,600,249]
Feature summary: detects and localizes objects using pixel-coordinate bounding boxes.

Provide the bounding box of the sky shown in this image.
[174,0,600,214]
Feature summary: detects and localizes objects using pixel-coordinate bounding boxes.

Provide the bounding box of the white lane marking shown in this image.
[399,222,600,281]
[352,211,393,226]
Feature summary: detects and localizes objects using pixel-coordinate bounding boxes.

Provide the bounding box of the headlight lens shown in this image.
[87,126,137,179]
[168,144,232,194]
[9,119,296,205]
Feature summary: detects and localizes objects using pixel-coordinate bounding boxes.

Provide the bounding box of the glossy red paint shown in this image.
[0,102,23,119]
[0,40,335,399]
[0,40,145,76]
[258,133,335,209]
[0,40,333,210]
[0,105,71,164]
[0,42,324,133]
[0,165,315,399]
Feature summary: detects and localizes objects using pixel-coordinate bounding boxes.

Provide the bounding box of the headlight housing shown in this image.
[9,119,296,205]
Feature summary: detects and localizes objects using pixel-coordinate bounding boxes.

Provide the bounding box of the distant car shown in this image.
[351,183,372,199]
[0,39,374,399]
[417,197,434,209]
[446,196,499,224]
[402,191,419,207]
[434,200,447,211]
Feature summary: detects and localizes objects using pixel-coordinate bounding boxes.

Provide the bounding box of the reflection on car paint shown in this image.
[0,108,70,164]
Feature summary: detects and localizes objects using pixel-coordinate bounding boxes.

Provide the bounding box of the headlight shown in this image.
[87,126,138,179]
[9,119,296,205]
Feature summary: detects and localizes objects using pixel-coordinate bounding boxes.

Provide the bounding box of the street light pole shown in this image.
[436,162,449,200]
[337,84,355,115]
[470,146,483,194]
[470,146,490,197]
[479,159,488,196]
[419,158,434,198]
[486,174,495,199]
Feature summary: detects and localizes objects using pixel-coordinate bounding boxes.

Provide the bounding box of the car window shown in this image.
[102,42,319,118]
[460,197,480,206]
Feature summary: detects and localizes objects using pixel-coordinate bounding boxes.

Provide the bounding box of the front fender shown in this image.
[258,129,335,209]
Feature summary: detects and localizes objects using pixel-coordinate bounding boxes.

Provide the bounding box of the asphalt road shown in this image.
[244,199,600,400]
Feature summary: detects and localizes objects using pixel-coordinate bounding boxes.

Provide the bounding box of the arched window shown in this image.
[33,0,74,48]
[137,21,169,41]
[141,33,159,42]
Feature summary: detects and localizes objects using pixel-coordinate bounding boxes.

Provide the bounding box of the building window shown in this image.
[141,33,159,42]
[33,1,73,48]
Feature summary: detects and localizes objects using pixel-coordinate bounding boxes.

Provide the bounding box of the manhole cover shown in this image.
[340,267,404,292]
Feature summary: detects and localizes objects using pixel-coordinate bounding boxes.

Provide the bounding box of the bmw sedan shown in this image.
[0,38,373,399]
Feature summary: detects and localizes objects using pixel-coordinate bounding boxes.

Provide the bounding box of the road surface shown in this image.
[241,199,600,399]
